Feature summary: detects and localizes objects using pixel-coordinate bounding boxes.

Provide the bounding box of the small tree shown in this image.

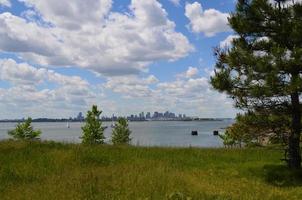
[111,117,132,145]
[221,111,292,160]
[220,113,269,148]
[219,132,236,148]
[81,105,106,144]
[8,117,41,140]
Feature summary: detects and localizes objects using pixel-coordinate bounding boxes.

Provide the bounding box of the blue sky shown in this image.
[0,0,238,119]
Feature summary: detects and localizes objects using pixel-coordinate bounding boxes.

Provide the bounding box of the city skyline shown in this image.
[0,109,234,121]
[0,110,188,121]
[108,111,188,121]
[0,0,238,119]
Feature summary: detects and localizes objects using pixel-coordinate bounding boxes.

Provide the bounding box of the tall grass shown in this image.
[0,140,301,199]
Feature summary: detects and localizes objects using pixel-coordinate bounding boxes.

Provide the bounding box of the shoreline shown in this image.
[0,118,233,123]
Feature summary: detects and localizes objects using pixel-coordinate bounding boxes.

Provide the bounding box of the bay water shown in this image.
[0,120,233,147]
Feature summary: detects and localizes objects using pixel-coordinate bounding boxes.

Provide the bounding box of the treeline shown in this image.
[7,105,131,146]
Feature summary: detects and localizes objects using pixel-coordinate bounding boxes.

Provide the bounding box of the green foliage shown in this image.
[111,117,132,145]
[219,131,236,148]
[7,118,41,140]
[81,105,106,145]
[211,0,302,109]
[211,0,302,168]
[221,112,291,148]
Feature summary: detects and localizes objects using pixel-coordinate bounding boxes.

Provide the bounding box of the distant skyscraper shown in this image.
[169,112,176,118]
[139,112,145,119]
[146,112,151,119]
[153,112,159,118]
[76,112,84,121]
[158,113,163,118]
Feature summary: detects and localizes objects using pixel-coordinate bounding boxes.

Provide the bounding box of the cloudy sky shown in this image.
[0,0,238,119]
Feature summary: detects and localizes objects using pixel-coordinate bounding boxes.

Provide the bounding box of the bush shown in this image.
[81,105,106,144]
[8,118,41,140]
[111,117,131,145]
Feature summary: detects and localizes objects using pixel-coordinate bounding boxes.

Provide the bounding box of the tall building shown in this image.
[153,112,159,118]
[139,112,145,119]
[146,112,151,119]
[76,112,84,121]
[169,112,176,118]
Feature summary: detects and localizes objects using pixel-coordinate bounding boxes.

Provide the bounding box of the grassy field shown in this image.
[0,140,302,200]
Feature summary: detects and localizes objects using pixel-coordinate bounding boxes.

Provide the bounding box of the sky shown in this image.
[0,0,239,119]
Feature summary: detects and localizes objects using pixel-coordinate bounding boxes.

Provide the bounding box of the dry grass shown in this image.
[0,140,301,200]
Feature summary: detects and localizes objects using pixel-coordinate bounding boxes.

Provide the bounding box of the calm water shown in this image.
[0,120,233,147]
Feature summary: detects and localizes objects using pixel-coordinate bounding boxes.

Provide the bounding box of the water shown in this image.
[0,120,233,147]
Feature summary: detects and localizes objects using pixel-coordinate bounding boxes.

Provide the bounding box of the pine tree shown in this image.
[8,117,41,140]
[81,105,106,144]
[111,117,132,145]
[211,0,302,168]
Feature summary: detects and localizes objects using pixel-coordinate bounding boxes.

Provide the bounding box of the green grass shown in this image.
[0,140,302,200]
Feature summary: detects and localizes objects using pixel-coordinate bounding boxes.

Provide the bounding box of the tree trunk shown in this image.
[288,92,301,169]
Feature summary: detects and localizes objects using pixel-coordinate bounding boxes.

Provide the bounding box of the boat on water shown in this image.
[66,122,70,128]
[213,130,219,136]
[191,130,198,136]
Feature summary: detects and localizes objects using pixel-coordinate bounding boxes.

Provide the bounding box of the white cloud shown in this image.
[155,76,236,117]
[0,1,237,118]
[0,59,47,85]
[145,75,159,84]
[104,67,236,117]
[19,0,112,30]
[169,0,180,6]
[175,66,199,79]
[185,2,230,37]
[0,61,236,118]
[0,59,109,118]
[156,76,235,117]
[104,75,158,98]
[0,0,193,76]
[204,68,215,77]
[220,35,239,48]
[0,59,88,86]
[186,67,199,78]
[0,0,10,7]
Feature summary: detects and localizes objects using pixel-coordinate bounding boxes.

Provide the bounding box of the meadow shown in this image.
[0,140,302,200]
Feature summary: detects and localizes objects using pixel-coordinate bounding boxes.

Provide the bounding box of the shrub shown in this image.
[111,117,131,145]
[81,105,106,144]
[8,117,41,140]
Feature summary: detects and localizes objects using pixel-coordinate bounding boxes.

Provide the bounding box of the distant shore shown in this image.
[0,118,233,123]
